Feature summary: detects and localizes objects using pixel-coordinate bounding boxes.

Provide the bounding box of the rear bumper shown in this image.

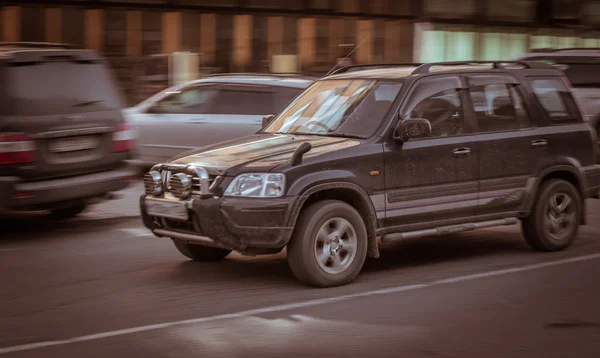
[0,162,137,211]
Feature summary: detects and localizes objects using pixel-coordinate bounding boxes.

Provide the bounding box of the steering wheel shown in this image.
[304,120,331,132]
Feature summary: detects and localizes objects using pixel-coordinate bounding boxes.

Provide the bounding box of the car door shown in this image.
[134,84,219,163]
[383,75,479,229]
[465,74,545,216]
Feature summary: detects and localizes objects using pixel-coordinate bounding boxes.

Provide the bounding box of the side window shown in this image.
[403,76,464,138]
[468,83,533,132]
[212,88,274,115]
[151,86,218,114]
[273,87,303,113]
[530,78,581,123]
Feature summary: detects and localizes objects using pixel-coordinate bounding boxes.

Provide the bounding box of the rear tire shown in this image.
[173,239,232,261]
[287,200,368,288]
[521,179,582,252]
[49,201,87,219]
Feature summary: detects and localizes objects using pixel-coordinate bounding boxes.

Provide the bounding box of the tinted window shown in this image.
[151,86,218,114]
[404,76,464,137]
[5,61,123,116]
[273,87,303,113]
[469,83,533,132]
[212,89,274,115]
[530,78,581,123]
[525,57,600,88]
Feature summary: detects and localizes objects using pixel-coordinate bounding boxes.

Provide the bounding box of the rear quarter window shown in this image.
[528,77,582,124]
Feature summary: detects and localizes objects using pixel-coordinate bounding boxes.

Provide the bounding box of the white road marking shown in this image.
[118,228,152,237]
[1,253,599,355]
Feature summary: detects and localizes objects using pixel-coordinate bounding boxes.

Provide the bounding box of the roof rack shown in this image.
[329,63,423,76]
[0,42,76,49]
[411,60,553,75]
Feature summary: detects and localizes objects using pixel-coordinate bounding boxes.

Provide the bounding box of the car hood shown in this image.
[169,134,361,176]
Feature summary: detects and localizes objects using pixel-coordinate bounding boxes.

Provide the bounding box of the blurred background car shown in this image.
[123,74,315,167]
[517,48,600,143]
[0,42,137,219]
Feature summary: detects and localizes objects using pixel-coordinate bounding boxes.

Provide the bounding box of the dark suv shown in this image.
[0,42,137,218]
[140,61,600,287]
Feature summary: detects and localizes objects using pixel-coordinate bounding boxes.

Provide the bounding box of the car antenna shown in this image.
[290,142,312,166]
[325,36,371,77]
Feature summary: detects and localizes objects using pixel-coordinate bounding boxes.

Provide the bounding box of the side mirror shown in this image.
[262,114,275,128]
[394,118,432,143]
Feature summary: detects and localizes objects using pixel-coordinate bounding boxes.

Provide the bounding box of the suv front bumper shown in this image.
[0,162,137,211]
[140,194,296,252]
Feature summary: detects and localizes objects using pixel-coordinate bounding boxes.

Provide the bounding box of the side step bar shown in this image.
[381,218,518,243]
[153,228,230,249]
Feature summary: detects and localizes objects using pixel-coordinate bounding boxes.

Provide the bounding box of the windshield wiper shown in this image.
[293,132,365,139]
[72,100,105,108]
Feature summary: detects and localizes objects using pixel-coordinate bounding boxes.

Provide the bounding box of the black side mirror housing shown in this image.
[394,118,432,143]
[262,114,275,128]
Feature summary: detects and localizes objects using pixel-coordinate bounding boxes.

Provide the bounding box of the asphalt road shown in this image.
[1,200,600,357]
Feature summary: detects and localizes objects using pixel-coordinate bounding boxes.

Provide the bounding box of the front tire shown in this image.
[521,179,582,252]
[173,240,232,261]
[287,200,368,288]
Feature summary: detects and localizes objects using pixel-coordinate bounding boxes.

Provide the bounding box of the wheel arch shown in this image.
[288,182,380,259]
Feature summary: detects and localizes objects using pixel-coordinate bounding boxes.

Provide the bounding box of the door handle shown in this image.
[530,139,548,148]
[453,147,471,158]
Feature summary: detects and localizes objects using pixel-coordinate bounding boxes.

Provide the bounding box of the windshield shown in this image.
[4,60,123,116]
[263,79,403,138]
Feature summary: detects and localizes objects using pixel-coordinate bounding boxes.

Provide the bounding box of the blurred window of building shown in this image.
[420,30,445,62]
[252,15,269,72]
[486,0,536,22]
[178,0,237,6]
[20,6,45,42]
[582,0,600,25]
[481,32,527,61]
[62,7,85,48]
[553,0,582,19]
[215,14,233,73]
[424,0,476,19]
[310,0,335,11]
[315,17,330,67]
[104,9,127,58]
[142,11,162,55]
[282,17,298,55]
[582,38,600,47]
[530,35,555,50]
[556,36,578,48]
[373,20,385,63]
[182,11,201,54]
[445,31,475,61]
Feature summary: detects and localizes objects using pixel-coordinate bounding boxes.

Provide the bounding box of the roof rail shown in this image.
[411,60,554,75]
[530,47,600,53]
[329,63,423,76]
[201,72,317,80]
[0,42,76,49]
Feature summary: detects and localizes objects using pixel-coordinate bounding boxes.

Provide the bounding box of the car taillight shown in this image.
[112,123,136,152]
[0,132,36,165]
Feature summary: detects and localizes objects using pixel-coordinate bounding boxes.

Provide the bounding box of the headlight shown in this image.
[224,173,285,198]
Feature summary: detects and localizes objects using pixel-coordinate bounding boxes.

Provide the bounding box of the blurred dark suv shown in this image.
[0,42,137,218]
[140,61,600,287]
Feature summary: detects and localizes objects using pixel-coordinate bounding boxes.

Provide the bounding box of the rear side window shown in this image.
[529,78,581,123]
[212,89,274,115]
[469,83,533,132]
[5,60,123,116]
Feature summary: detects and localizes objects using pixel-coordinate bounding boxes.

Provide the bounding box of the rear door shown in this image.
[465,74,548,216]
[1,54,126,180]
